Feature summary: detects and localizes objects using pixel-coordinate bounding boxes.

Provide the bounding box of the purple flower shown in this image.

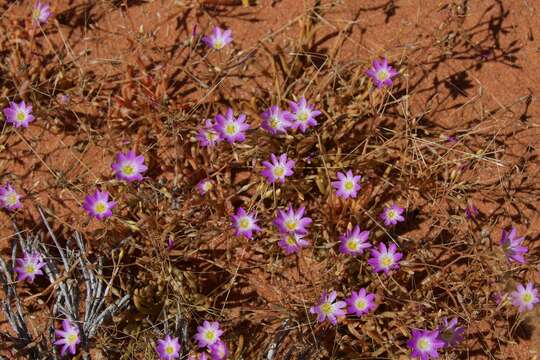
[465,204,478,219]
[331,170,362,199]
[338,225,371,256]
[197,119,222,148]
[197,179,214,195]
[82,189,116,220]
[54,319,80,357]
[346,288,376,317]
[407,329,445,360]
[14,251,45,283]
[261,106,292,135]
[231,207,261,239]
[0,182,22,211]
[437,317,464,347]
[366,58,398,89]
[209,340,228,360]
[367,242,403,275]
[3,101,35,128]
[274,205,312,235]
[261,153,295,184]
[188,353,209,360]
[286,97,321,133]
[194,321,223,348]
[213,108,250,144]
[202,26,232,50]
[111,150,147,182]
[379,203,405,227]
[32,2,51,24]
[511,282,539,313]
[309,290,346,325]
[156,335,181,360]
[500,227,527,264]
[278,233,309,255]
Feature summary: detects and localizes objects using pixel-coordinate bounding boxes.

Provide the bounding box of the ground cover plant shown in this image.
[1,0,540,359]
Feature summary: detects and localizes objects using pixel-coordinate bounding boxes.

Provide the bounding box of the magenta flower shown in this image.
[339,225,371,256]
[511,282,539,313]
[366,58,398,89]
[54,319,80,357]
[379,203,405,226]
[407,329,445,360]
[0,182,22,211]
[202,26,232,50]
[309,290,346,325]
[3,101,34,128]
[500,227,528,264]
[278,233,309,255]
[286,97,321,133]
[111,150,147,182]
[231,207,261,239]
[213,108,250,144]
[209,340,228,360]
[14,251,45,283]
[261,106,292,135]
[274,205,312,234]
[156,335,181,360]
[197,119,222,148]
[194,321,223,348]
[82,189,116,220]
[261,153,295,184]
[331,170,362,199]
[346,288,376,317]
[437,317,464,347]
[32,2,51,24]
[368,242,403,275]
[197,179,214,195]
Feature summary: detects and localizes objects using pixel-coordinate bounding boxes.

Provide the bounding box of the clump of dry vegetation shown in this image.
[1,0,538,359]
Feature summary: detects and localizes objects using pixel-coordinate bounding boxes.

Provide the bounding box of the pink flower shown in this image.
[367,242,403,275]
[346,288,376,316]
[197,179,214,195]
[274,205,312,234]
[261,106,292,135]
[111,151,147,182]
[338,225,371,256]
[286,97,321,133]
[407,329,444,360]
[3,101,35,128]
[209,340,228,360]
[331,170,362,199]
[0,182,22,211]
[278,233,309,255]
[14,251,45,283]
[197,119,222,148]
[511,282,539,313]
[231,207,261,239]
[500,227,528,264]
[156,335,181,360]
[379,203,405,226]
[366,58,398,89]
[82,189,116,220]
[202,26,232,50]
[309,290,346,325]
[261,153,295,184]
[54,319,80,356]
[194,321,223,348]
[213,108,250,144]
[32,2,51,25]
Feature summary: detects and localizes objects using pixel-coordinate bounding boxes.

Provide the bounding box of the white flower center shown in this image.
[165,344,175,355]
[320,302,333,315]
[344,180,354,191]
[238,217,251,230]
[32,9,41,19]
[285,235,297,246]
[297,111,309,123]
[66,332,78,345]
[417,337,431,351]
[273,165,285,178]
[522,292,534,304]
[225,122,238,135]
[214,39,224,49]
[5,192,18,205]
[203,182,213,191]
[386,209,397,220]
[204,329,216,341]
[25,263,36,275]
[380,254,393,268]
[269,117,280,128]
[285,219,298,231]
[355,298,367,310]
[377,70,389,81]
[16,111,27,122]
[94,201,107,214]
[122,164,135,176]
[347,239,358,251]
